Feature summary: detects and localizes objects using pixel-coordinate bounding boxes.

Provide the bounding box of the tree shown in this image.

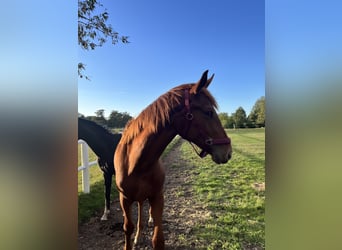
[78,0,129,79]
[93,109,107,126]
[95,109,105,118]
[248,96,265,127]
[232,107,247,128]
[227,116,235,128]
[218,112,234,128]
[108,110,132,128]
[218,112,229,128]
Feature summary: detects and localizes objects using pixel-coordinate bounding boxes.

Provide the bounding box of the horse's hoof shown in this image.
[148,217,154,227]
[134,233,144,247]
[133,236,139,246]
[100,210,110,221]
[100,215,108,221]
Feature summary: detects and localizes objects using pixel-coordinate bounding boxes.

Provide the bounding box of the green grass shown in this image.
[78,145,119,223]
[178,128,265,249]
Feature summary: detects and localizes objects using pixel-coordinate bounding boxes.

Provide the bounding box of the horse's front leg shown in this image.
[149,192,165,250]
[120,193,134,250]
[101,171,113,220]
[134,200,144,246]
[148,206,153,227]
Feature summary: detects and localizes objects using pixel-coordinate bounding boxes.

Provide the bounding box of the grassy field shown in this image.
[78,145,117,223]
[78,128,265,248]
[178,128,265,249]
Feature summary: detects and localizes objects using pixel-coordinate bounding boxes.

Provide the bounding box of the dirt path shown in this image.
[78,138,209,249]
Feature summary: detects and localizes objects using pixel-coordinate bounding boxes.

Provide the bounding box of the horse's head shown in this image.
[172,70,232,164]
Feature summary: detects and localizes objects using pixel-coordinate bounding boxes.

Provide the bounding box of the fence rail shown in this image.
[78,140,97,193]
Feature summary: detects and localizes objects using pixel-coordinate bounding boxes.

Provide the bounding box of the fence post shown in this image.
[80,140,90,193]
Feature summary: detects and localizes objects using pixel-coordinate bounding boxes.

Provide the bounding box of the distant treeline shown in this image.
[79,96,265,129]
[219,96,265,128]
[79,109,132,128]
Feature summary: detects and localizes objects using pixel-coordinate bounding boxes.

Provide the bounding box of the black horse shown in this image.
[78,117,122,220]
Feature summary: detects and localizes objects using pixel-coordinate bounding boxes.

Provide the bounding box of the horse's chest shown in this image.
[121,169,165,201]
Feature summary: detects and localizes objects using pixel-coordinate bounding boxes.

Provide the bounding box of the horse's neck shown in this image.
[79,129,111,159]
[148,128,177,158]
[132,126,177,167]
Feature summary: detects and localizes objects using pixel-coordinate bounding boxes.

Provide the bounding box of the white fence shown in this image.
[78,140,98,193]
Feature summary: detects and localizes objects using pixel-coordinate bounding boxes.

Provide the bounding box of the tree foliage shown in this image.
[78,0,129,79]
[81,109,132,128]
[232,107,247,128]
[218,97,265,129]
[248,96,265,127]
[108,110,132,128]
[218,112,229,128]
[85,109,107,126]
[95,109,105,118]
[218,112,234,129]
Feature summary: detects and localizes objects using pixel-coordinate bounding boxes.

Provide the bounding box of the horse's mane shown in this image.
[121,83,218,144]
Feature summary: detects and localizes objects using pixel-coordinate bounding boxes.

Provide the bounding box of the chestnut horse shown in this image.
[114,70,232,249]
[78,117,122,220]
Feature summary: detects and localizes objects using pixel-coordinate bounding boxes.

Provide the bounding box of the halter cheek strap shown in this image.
[181,88,231,158]
[184,88,193,120]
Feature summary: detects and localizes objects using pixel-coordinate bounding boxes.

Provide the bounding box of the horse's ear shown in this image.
[193,70,214,94]
[206,73,215,88]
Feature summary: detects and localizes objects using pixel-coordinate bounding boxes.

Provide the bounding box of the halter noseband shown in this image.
[181,88,231,158]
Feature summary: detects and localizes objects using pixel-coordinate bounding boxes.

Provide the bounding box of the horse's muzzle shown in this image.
[212,151,231,164]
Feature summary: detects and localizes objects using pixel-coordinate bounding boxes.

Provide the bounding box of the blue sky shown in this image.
[78,0,265,117]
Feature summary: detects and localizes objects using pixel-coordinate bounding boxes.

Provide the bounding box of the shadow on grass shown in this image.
[78,179,119,224]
